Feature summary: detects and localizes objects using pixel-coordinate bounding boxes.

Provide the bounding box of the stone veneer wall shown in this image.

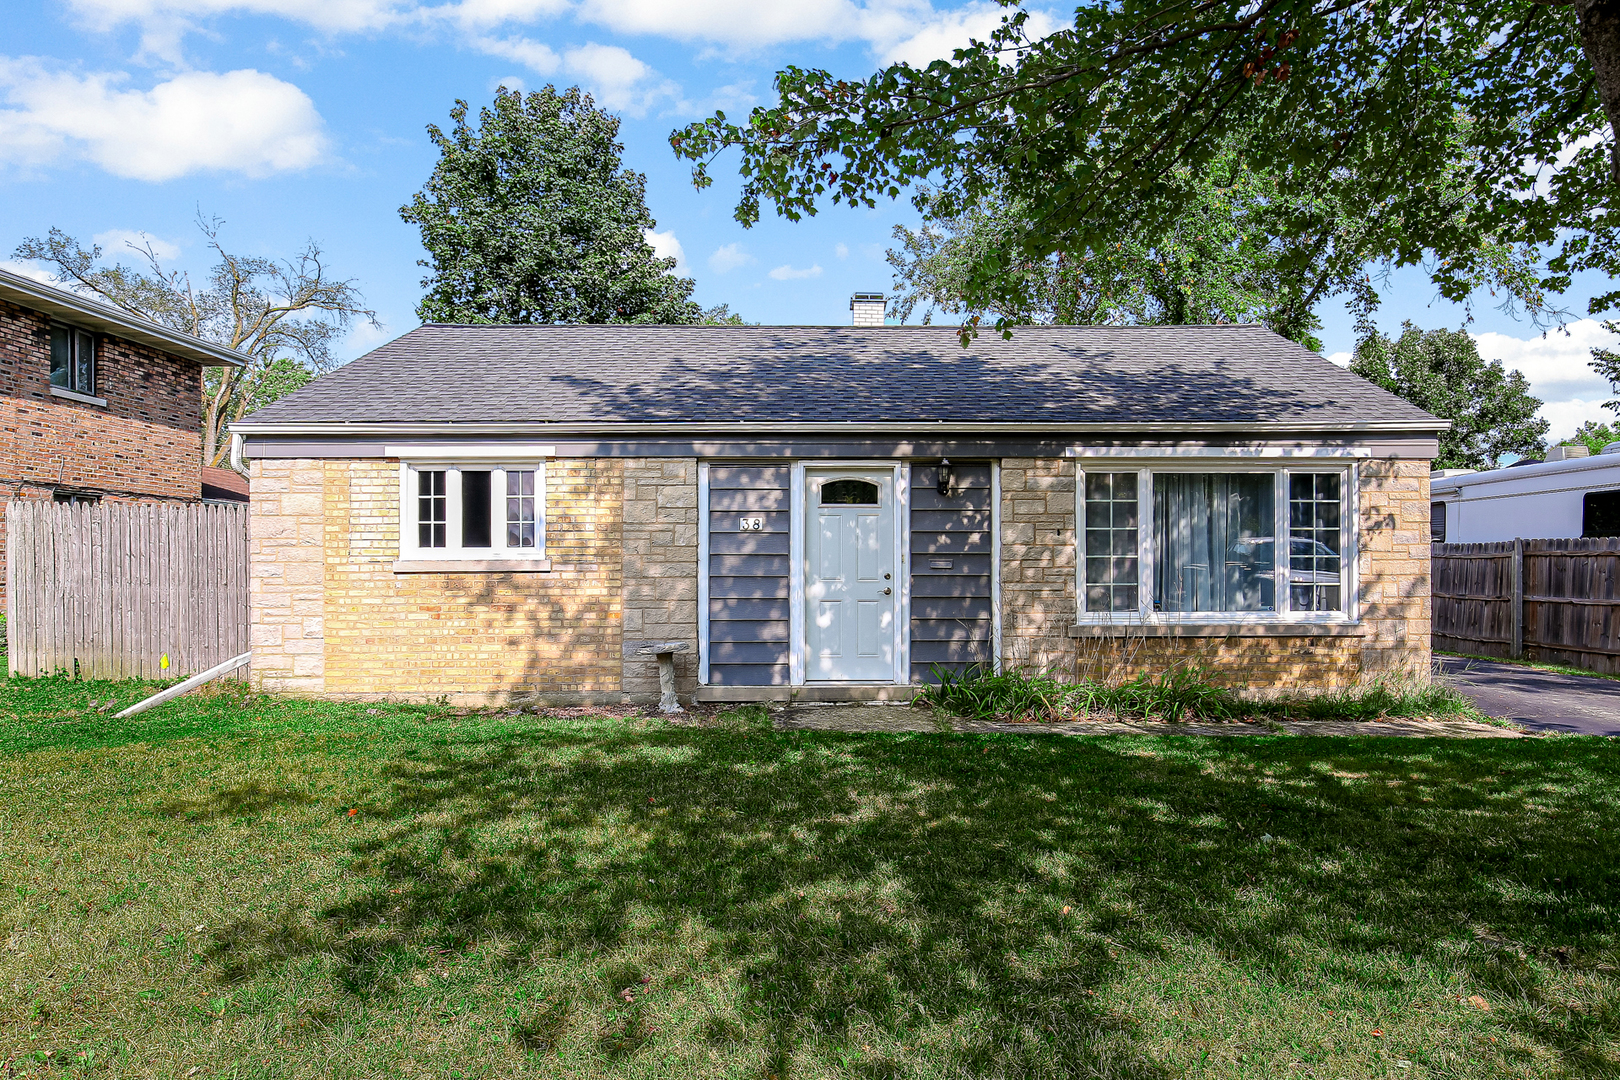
[251,457,625,704]
[619,458,700,702]
[999,456,1433,690]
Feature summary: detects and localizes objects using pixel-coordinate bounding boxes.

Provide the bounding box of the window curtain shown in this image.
[1153,474,1275,613]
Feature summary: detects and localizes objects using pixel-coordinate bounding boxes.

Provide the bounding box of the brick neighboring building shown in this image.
[0,268,244,601]
[234,307,1446,706]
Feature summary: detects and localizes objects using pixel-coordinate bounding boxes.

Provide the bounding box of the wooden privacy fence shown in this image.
[6,500,249,679]
[1432,538,1620,674]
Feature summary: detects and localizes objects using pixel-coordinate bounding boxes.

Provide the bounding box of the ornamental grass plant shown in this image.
[915,665,1483,724]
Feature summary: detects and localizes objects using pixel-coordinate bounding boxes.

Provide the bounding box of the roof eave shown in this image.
[0,269,246,368]
[232,418,1450,436]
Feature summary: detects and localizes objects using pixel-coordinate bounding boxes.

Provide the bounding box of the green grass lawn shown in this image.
[2,679,1618,1079]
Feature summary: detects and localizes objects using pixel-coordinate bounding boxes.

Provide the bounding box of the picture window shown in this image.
[1081,466,1351,619]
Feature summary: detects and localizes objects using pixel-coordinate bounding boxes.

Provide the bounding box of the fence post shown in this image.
[1511,536,1525,659]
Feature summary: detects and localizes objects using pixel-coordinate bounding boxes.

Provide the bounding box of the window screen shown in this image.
[1084,472,1138,612]
[461,471,492,548]
[1430,501,1447,543]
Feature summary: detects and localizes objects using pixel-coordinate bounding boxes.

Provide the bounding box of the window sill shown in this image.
[1067,621,1364,639]
[50,386,107,407]
[392,558,552,574]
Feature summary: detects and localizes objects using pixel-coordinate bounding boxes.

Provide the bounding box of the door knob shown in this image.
[883,587,892,595]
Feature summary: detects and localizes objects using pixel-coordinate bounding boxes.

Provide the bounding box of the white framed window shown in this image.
[1075,453,1359,623]
[397,460,548,563]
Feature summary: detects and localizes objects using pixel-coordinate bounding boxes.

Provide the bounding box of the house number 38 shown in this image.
[739,517,764,532]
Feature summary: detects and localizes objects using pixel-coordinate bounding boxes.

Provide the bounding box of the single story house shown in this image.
[232,303,1443,705]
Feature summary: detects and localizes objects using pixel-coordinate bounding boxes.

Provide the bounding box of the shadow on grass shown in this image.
[161,782,315,821]
[204,722,1620,1075]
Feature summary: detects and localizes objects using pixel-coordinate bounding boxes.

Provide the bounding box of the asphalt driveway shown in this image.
[1437,655,1620,736]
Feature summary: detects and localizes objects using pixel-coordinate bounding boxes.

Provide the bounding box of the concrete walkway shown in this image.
[773,704,1521,738]
[1437,655,1620,736]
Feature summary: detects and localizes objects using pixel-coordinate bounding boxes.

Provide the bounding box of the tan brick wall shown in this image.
[999,457,1078,673]
[249,458,327,694]
[1000,455,1433,690]
[620,457,700,702]
[250,457,625,704]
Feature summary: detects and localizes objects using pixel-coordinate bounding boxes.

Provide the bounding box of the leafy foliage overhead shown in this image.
[15,219,375,471]
[1351,323,1549,470]
[673,1,1617,330]
[887,143,1546,350]
[404,86,708,326]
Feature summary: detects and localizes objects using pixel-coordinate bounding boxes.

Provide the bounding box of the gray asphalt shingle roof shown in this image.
[237,323,1439,428]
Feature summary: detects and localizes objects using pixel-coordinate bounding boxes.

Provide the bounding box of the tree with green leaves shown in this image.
[1554,419,1620,455]
[404,86,710,325]
[1351,324,1548,470]
[15,219,375,472]
[673,2,1614,336]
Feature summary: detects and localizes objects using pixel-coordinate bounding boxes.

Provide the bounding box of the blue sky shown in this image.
[3,0,1616,439]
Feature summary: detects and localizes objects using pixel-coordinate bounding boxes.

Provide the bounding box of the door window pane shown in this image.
[418,470,447,548]
[461,470,492,548]
[506,469,537,548]
[1153,473,1275,612]
[1084,472,1138,612]
[1289,473,1342,611]
[821,479,879,505]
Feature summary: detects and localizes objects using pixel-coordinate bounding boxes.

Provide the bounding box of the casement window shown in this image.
[49,325,97,397]
[398,461,547,564]
[1078,462,1356,621]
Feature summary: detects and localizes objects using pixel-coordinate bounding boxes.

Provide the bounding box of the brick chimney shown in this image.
[850,292,885,327]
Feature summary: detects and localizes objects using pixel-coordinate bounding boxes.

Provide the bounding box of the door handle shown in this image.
[883,587,892,595]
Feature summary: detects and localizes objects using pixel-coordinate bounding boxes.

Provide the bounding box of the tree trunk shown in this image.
[1576,0,1620,184]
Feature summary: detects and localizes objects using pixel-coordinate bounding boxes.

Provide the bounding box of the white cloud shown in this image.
[834,242,849,260]
[878,2,1060,67]
[769,263,822,280]
[644,228,688,274]
[94,228,183,263]
[1326,351,1351,368]
[0,260,62,285]
[0,59,327,181]
[1475,320,1620,437]
[471,38,679,116]
[560,42,679,116]
[708,242,754,274]
[473,34,559,73]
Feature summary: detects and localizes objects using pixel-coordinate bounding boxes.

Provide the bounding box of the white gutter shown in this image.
[232,419,1448,437]
[0,267,245,368]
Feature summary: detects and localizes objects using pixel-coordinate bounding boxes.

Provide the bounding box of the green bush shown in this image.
[917,665,1480,723]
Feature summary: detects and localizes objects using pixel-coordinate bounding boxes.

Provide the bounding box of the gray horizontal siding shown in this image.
[910,462,994,683]
[707,465,791,685]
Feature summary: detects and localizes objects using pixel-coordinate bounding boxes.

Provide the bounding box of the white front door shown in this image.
[805,470,896,681]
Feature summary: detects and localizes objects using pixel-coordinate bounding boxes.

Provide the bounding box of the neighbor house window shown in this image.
[1080,465,1352,620]
[403,463,546,559]
[49,325,97,397]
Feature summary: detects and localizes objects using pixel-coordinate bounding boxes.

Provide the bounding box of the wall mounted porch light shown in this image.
[937,458,955,497]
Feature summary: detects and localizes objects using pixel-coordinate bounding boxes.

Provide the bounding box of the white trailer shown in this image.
[1430,444,1620,543]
